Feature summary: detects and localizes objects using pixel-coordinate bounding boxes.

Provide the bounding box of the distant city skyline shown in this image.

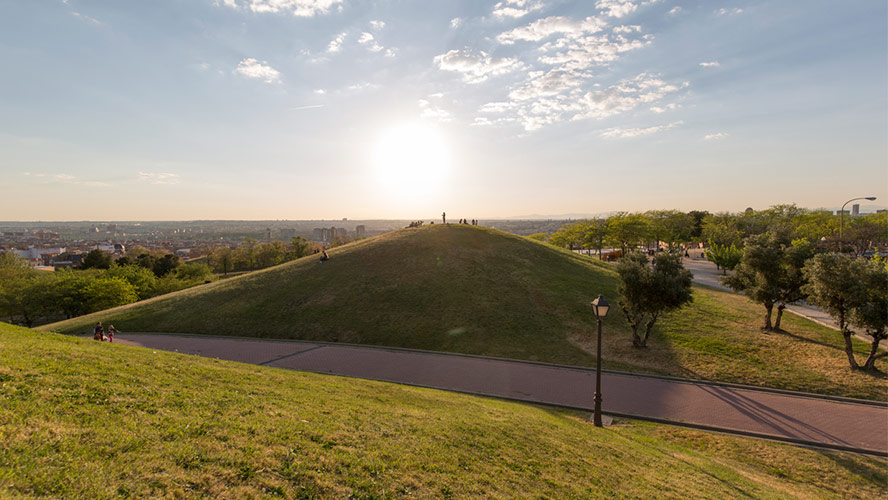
[1,0,885,220]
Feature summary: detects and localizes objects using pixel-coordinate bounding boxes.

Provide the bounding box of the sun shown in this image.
[372,123,449,196]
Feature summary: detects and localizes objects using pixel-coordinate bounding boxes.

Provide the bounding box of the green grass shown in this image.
[2,324,885,499]
[42,225,888,399]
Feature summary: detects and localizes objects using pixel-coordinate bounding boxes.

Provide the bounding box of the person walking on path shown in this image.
[107,325,118,343]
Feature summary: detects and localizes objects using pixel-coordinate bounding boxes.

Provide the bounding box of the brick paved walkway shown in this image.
[115,333,888,456]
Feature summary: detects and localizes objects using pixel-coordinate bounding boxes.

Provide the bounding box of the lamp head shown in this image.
[865,197,877,201]
[591,295,609,319]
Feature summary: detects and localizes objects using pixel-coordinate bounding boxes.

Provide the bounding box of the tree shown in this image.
[772,238,815,330]
[107,264,158,299]
[235,239,257,271]
[80,249,112,270]
[82,276,138,312]
[803,253,886,370]
[688,210,710,239]
[580,219,609,259]
[176,262,213,282]
[705,242,742,273]
[701,213,743,247]
[290,236,312,259]
[527,233,548,242]
[607,212,649,255]
[549,223,584,251]
[209,247,234,275]
[722,233,784,330]
[844,213,888,256]
[255,241,286,268]
[152,253,180,277]
[616,252,693,347]
[849,259,888,370]
[646,210,693,249]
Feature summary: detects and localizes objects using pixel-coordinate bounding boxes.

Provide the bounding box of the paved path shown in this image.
[115,333,888,456]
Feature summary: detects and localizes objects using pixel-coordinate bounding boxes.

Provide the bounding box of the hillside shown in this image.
[2,324,885,499]
[43,224,888,399]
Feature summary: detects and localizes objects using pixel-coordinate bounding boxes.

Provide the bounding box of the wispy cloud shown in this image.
[327,32,346,53]
[219,0,343,17]
[704,132,729,140]
[650,103,679,113]
[369,20,385,30]
[235,58,281,83]
[434,49,525,84]
[358,32,383,52]
[139,172,180,185]
[600,120,682,139]
[716,7,743,16]
[418,99,452,122]
[290,104,324,111]
[493,0,545,19]
[450,18,463,29]
[699,61,720,67]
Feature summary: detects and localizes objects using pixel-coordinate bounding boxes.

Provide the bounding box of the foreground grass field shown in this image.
[43,225,888,399]
[1,325,885,499]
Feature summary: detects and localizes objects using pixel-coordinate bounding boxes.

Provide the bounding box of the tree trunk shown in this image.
[842,331,860,370]
[774,304,786,331]
[863,336,887,371]
[763,304,773,331]
[640,313,659,348]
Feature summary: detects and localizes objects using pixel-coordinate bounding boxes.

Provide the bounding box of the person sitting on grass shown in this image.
[319,250,329,262]
[93,322,104,341]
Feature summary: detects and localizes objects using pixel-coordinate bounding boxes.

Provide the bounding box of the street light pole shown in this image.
[590,295,609,427]
[839,196,877,252]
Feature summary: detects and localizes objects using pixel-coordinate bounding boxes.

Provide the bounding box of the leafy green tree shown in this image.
[527,233,548,242]
[152,253,181,277]
[80,249,112,270]
[549,223,584,250]
[688,210,710,239]
[580,219,609,260]
[705,242,742,273]
[235,239,258,271]
[290,236,312,259]
[56,268,97,318]
[772,238,816,330]
[647,210,694,249]
[209,247,234,275]
[701,213,743,247]
[607,212,649,255]
[803,253,886,370]
[722,234,785,330]
[616,252,693,348]
[255,241,286,268]
[845,213,888,256]
[107,264,157,299]
[176,262,213,283]
[849,259,888,370]
[82,276,138,312]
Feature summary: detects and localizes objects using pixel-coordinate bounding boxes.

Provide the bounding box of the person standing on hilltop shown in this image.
[442,212,446,224]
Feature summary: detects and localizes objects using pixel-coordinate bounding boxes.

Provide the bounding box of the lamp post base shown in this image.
[587,413,614,426]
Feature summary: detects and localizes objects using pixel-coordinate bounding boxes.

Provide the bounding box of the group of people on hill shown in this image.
[458,218,479,225]
[93,321,118,342]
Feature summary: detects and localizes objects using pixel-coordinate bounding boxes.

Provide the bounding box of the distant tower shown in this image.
[852,204,860,216]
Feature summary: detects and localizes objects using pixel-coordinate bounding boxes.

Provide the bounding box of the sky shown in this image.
[0,0,885,220]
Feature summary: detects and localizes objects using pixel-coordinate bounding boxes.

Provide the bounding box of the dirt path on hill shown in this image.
[114,333,888,456]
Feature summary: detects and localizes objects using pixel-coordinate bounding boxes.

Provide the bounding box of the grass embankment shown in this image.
[43,225,888,399]
[1,325,885,499]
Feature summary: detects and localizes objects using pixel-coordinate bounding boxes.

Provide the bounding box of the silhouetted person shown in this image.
[442,212,446,224]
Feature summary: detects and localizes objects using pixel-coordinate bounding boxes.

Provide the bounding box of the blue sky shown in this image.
[0,0,885,220]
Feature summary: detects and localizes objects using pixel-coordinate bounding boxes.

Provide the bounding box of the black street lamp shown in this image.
[839,197,877,251]
[590,294,610,427]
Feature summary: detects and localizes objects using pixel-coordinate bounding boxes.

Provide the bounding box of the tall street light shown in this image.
[839,196,877,251]
[590,295,610,427]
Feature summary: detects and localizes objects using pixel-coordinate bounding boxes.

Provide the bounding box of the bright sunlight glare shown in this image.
[372,123,449,197]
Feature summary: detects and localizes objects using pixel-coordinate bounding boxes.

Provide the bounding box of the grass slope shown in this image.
[2,324,885,499]
[43,225,887,399]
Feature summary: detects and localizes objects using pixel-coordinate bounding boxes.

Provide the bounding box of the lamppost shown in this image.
[839,196,877,252]
[590,294,610,427]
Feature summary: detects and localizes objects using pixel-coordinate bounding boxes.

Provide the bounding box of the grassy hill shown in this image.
[2,324,885,499]
[43,224,887,399]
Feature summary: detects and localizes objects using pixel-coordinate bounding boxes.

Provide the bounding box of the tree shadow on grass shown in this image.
[815,449,888,488]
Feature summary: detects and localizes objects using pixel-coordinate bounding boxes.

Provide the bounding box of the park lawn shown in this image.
[1,324,885,499]
[42,224,888,400]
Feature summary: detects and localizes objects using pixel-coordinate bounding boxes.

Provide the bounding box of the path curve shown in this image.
[112,333,888,456]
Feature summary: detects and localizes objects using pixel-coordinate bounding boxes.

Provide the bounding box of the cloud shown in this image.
[450,18,462,29]
[327,32,346,53]
[434,49,525,84]
[221,0,343,17]
[650,103,679,113]
[497,16,606,44]
[369,20,385,30]
[493,0,545,19]
[600,120,683,139]
[418,99,452,122]
[699,61,720,67]
[596,0,638,18]
[235,58,281,83]
[70,11,102,25]
[704,132,728,140]
[54,174,75,181]
[668,6,681,15]
[358,32,383,52]
[33,173,112,187]
[139,172,180,185]
[715,7,743,16]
